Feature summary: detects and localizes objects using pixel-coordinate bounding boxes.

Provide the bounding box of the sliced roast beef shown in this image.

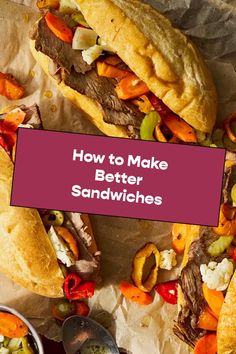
[174,227,225,347]
[35,15,144,129]
[64,212,101,283]
[188,227,227,264]
[63,69,144,127]
[35,18,92,75]
[173,262,206,347]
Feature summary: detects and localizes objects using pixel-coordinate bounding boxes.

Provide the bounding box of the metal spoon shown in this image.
[62,315,120,354]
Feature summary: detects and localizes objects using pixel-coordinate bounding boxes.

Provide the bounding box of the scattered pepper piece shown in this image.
[213,203,236,236]
[171,223,187,254]
[119,281,153,305]
[162,114,197,143]
[54,226,79,260]
[0,72,25,100]
[97,61,129,79]
[132,95,153,114]
[202,283,224,318]
[45,12,73,44]
[194,334,217,354]
[75,301,90,317]
[0,312,28,338]
[64,273,96,300]
[197,307,218,331]
[115,74,149,100]
[131,242,160,292]
[0,108,26,155]
[155,280,178,304]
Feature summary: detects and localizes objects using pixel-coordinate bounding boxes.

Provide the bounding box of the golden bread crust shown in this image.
[0,146,64,298]
[217,270,236,354]
[177,225,236,353]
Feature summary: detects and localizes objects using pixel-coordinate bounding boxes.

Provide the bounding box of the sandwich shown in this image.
[174,152,236,353]
[0,105,100,298]
[30,0,217,142]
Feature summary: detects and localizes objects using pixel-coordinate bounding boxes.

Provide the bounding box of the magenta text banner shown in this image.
[11,129,225,226]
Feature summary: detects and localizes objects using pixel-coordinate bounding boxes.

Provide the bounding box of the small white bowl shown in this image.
[0,305,44,354]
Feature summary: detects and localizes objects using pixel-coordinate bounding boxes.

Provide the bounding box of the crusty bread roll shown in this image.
[77,0,217,133]
[30,0,217,136]
[217,270,236,354]
[29,41,129,138]
[0,146,64,297]
[177,224,236,353]
[0,145,99,298]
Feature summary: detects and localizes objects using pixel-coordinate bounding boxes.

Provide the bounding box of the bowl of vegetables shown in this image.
[0,305,44,354]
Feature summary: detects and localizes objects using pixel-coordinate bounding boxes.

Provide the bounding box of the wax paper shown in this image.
[0,0,236,353]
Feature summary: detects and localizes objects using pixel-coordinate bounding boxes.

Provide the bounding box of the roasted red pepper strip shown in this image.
[0,72,25,100]
[148,93,197,142]
[0,121,16,152]
[148,93,172,117]
[0,108,26,155]
[230,248,236,262]
[70,282,96,300]
[64,273,82,299]
[64,273,95,300]
[0,135,10,154]
[155,280,178,304]
[45,12,73,44]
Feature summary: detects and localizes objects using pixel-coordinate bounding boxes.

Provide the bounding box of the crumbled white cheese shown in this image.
[48,226,75,267]
[159,249,177,270]
[200,258,234,291]
[72,28,97,50]
[0,335,4,343]
[82,45,103,65]
[0,348,9,354]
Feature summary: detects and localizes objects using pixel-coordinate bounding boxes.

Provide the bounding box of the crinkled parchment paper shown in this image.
[0,0,236,353]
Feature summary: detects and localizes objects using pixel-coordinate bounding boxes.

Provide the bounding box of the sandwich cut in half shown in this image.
[174,151,236,354]
[0,105,100,298]
[30,0,217,143]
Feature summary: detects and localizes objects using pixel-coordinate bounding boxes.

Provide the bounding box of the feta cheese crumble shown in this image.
[200,258,234,291]
[48,226,75,267]
[159,249,177,270]
[82,45,103,65]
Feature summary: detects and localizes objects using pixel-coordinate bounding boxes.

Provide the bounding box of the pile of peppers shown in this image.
[120,242,178,305]
[52,273,96,322]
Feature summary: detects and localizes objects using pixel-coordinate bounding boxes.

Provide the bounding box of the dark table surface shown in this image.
[42,337,65,354]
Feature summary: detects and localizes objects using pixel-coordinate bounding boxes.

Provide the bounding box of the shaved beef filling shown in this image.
[174,227,230,347]
[174,154,236,347]
[34,14,144,131]
[39,209,101,283]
